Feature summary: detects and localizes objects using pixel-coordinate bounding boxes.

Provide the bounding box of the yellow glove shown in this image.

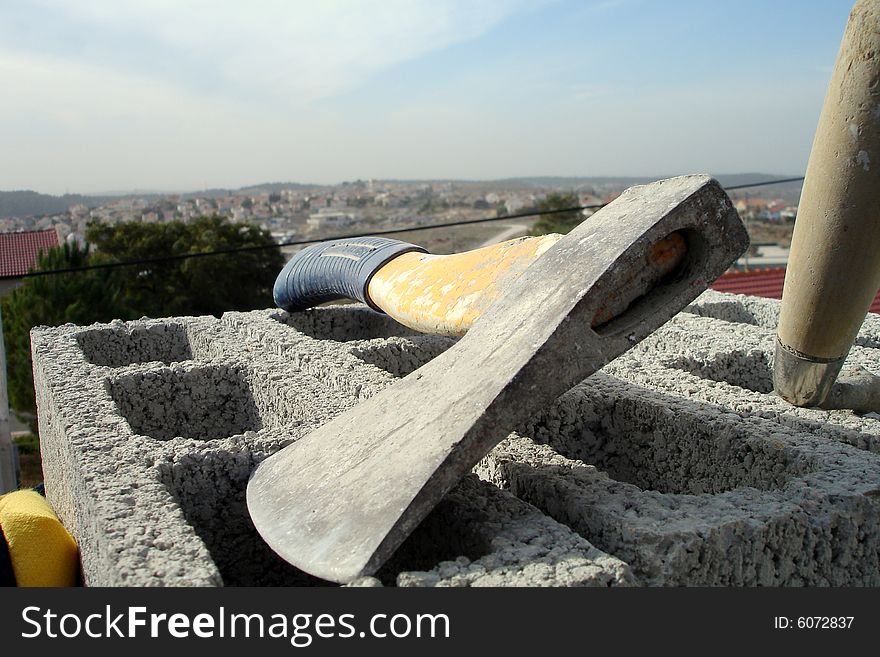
[0,489,79,587]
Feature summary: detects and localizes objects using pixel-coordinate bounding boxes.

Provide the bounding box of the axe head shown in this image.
[247,175,749,583]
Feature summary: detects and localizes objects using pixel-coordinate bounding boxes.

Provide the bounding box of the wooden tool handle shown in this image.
[367,234,562,336]
[774,0,880,406]
[277,231,687,337]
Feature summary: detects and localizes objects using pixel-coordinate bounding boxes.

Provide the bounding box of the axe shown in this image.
[248,175,748,583]
[273,225,687,336]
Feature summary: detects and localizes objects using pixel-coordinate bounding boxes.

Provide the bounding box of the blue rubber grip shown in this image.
[273,237,427,312]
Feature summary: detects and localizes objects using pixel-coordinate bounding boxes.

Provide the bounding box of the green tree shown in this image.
[1,242,130,425]
[85,215,284,317]
[530,192,583,236]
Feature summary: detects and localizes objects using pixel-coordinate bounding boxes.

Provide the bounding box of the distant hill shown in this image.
[376,173,802,194]
[0,190,118,220]
[0,184,322,219]
[496,173,803,203]
[1,173,803,220]
[237,181,315,194]
[710,173,804,204]
[497,172,801,189]
[496,175,655,189]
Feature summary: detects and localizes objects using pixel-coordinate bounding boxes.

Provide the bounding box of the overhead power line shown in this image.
[17,176,805,279]
[723,176,806,191]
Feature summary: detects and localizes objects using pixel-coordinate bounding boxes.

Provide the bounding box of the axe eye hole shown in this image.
[591,228,705,337]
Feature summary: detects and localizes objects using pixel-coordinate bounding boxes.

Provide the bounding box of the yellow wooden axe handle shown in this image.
[274,233,687,336]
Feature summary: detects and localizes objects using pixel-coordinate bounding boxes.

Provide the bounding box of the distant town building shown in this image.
[504,197,529,214]
[306,210,355,231]
[732,197,797,222]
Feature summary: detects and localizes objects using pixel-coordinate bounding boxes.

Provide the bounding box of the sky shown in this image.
[0,0,857,194]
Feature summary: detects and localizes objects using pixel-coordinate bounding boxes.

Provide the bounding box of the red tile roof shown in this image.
[0,229,60,279]
[712,267,880,314]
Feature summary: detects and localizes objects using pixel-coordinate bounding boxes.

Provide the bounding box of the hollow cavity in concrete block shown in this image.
[77,323,193,367]
[520,374,811,494]
[376,480,494,585]
[109,365,262,441]
[158,450,570,586]
[390,474,634,587]
[685,290,880,349]
[351,336,457,378]
[273,305,421,342]
[685,299,761,326]
[477,434,826,586]
[663,349,774,395]
[157,448,328,586]
[684,291,781,330]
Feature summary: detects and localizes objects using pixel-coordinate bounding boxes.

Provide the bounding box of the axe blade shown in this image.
[247,174,748,583]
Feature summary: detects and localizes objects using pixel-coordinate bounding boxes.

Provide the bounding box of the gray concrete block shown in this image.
[30,292,880,586]
[31,309,630,586]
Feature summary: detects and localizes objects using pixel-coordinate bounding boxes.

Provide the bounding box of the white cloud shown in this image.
[0,50,203,125]
[30,0,543,104]
[0,1,550,191]
[0,49,304,192]
[0,1,825,193]
[0,44,820,194]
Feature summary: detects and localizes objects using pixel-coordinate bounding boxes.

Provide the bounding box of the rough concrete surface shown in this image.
[30,290,880,586]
